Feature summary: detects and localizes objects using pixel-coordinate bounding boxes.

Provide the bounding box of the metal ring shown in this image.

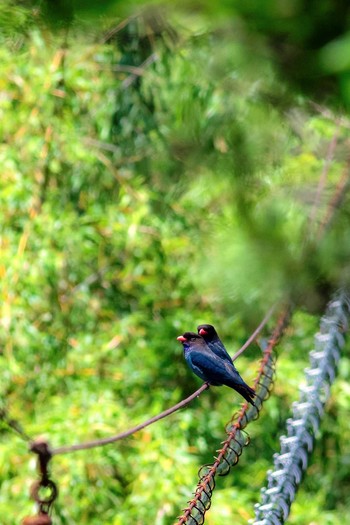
[30,479,58,505]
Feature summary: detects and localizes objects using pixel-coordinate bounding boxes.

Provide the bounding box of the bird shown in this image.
[177,331,256,405]
[197,323,234,363]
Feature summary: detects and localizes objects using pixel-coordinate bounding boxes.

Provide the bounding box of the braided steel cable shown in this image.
[175,308,291,525]
[251,293,349,525]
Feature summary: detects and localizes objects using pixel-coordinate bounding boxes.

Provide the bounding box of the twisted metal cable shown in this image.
[175,307,291,525]
[251,293,349,525]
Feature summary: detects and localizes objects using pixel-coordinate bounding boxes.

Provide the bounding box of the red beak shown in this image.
[198,329,207,335]
[177,335,186,342]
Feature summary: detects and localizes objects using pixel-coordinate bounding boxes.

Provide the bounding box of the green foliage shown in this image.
[0,3,350,525]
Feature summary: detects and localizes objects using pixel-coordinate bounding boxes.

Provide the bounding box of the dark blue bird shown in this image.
[177,331,256,405]
[197,323,234,363]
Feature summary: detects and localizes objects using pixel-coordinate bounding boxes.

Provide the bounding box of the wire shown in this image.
[52,384,209,455]
[232,304,277,361]
[0,405,32,442]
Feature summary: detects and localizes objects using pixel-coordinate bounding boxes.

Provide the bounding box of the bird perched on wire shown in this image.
[177,331,256,406]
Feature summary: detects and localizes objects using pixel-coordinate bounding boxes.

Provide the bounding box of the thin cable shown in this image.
[0,406,32,442]
[232,304,277,361]
[52,383,209,455]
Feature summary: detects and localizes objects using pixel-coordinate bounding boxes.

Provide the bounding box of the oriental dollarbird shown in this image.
[197,323,234,363]
[177,331,256,406]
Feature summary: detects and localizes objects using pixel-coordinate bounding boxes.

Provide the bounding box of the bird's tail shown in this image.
[235,383,256,406]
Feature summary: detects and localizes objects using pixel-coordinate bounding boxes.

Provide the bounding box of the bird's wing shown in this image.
[222,359,248,386]
[189,345,256,404]
[209,340,234,364]
[189,348,237,383]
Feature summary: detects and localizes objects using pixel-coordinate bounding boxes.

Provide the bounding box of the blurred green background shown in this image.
[0,1,350,524]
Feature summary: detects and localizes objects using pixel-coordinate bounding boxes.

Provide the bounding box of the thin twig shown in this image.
[121,53,157,89]
[316,159,350,241]
[309,130,339,229]
[102,16,135,44]
[309,101,350,130]
[110,64,151,76]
